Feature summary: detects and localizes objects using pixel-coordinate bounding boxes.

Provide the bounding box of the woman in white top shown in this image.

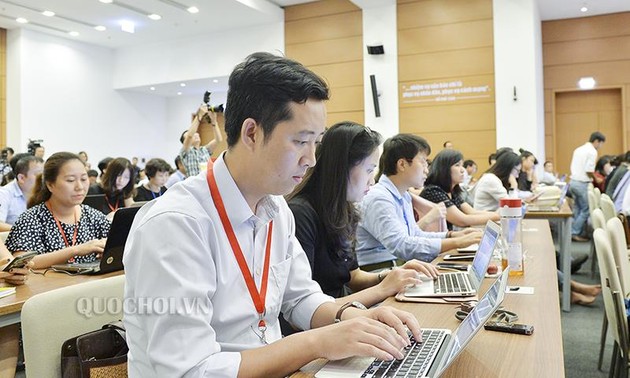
[473,151,521,211]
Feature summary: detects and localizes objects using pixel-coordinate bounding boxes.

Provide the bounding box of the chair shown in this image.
[0,231,9,243]
[594,187,602,208]
[21,275,125,378]
[593,229,629,377]
[588,190,597,219]
[601,194,617,222]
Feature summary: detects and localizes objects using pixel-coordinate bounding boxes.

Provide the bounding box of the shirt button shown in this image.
[255,269,261,276]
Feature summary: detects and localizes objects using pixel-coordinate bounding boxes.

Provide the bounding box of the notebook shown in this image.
[527,183,569,212]
[51,206,140,275]
[315,269,509,378]
[404,221,500,298]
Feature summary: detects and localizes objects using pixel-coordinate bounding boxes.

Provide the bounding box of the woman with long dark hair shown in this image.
[472,151,522,211]
[287,122,438,304]
[421,149,499,229]
[6,152,110,269]
[88,157,136,213]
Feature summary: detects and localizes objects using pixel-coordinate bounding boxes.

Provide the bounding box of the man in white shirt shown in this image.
[569,131,605,241]
[0,155,43,231]
[164,155,186,188]
[123,52,421,377]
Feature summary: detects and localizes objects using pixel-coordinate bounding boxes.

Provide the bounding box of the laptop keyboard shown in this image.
[362,329,448,377]
[435,273,472,294]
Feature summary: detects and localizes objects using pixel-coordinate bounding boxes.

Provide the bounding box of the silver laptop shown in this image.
[315,269,509,378]
[404,221,500,297]
[527,184,569,212]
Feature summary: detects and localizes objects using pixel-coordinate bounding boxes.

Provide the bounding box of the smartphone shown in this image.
[484,322,534,335]
[443,254,475,261]
[2,251,38,272]
[436,262,469,271]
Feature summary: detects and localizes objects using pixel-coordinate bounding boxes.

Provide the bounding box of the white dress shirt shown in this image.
[123,154,333,377]
[356,175,445,266]
[0,179,27,225]
[570,142,597,182]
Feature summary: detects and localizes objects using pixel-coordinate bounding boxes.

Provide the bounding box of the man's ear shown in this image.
[240,118,260,151]
[396,158,407,174]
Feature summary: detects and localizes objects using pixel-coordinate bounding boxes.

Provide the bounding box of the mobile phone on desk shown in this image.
[484,322,534,335]
[436,262,469,271]
[443,254,475,261]
[3,251,38,272]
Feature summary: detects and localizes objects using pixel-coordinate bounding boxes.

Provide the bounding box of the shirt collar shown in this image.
[9,180,25,198]
[212,153,278,227]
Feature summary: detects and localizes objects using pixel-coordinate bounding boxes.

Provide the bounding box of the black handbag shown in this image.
[61,321,128,378]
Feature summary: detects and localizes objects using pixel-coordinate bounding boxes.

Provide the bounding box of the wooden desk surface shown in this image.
[0,270,123,317]
[525,200,572,219]
[294,219,564,377]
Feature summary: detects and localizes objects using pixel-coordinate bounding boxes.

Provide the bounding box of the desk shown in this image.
[525,200,573,312]
[294,219,564,377]
[0,270,123,328]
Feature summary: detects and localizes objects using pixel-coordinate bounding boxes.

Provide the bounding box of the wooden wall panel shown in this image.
[397,0,495,163]
[285,0,363,128]
[398,0,492,29]
[543,13,630,164]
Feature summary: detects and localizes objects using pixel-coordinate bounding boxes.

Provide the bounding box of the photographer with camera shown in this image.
[179,93,224,177]
[0,147,14,185]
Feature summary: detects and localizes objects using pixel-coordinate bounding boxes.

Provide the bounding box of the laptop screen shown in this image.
[434,269,508,376]
[470,222,500,284]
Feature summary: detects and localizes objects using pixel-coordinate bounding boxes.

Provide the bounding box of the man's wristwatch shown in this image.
[335,301,367,323]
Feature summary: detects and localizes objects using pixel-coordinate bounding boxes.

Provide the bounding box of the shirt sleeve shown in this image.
[123,212,242,378]
[361,196,441,262]
[0,189,11,222]
[421,186,454,208]
[584,150,596,173]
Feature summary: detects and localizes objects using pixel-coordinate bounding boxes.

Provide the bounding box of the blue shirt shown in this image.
[356,175,446,266]
[0,180,26,226]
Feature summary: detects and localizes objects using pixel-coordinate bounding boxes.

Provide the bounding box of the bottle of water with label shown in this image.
[499,198,524,276]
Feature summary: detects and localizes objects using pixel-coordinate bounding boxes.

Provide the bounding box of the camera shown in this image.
[27,139,43,156]
[203,91,224,113]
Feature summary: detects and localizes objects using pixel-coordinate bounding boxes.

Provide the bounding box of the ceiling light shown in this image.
[69,31,79,37]
[16,17,28,24]
[580,6,588,12]
[120,20,135,33]
[578,77,596,89]
[150,87,156,91]
[148,14,162,20]
[212,79,218,83]
[94,25,106,31]
[177,92,182,96]
[180,83,186,87]
[42,10,55,17]
[187,6,199,14]
[99,0,113,3]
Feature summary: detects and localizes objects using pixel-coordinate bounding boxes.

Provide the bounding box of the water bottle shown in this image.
[500,198,524,276]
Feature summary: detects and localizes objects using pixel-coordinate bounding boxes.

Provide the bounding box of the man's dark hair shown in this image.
[443,141,452,148]
[544,160,553,168]
[14,155,42,177]
[174,155,182,168]
[9,153,31,172]
[589,131,606,143]
[144,158,172,178]
[224,52,329,147]
[463,159,476,169]
[87,169,98,178]
[377,134,431,181]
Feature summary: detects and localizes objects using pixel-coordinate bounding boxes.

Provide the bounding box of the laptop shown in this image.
[404,221,500,297]
[51,206,140,275]
[83,194,110,214]
[315,269,509,378]
[527,183,569,212]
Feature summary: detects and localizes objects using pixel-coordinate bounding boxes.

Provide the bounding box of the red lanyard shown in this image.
[105,195,119,212]
[46,201,78,248]
[206,164,273,333]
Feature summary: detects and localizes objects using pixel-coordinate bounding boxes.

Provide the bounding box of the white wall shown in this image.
[361,2,399,140]
[113,23,284,89]
[493,0,545,165]
[6,29,167,167]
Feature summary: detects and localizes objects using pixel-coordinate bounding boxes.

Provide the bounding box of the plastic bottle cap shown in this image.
[499,198,522,208]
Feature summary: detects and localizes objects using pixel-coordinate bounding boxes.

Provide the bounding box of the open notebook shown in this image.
[315,269,509,378]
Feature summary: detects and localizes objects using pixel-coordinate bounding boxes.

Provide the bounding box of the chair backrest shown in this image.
[594,229,629,356]
[592,208,607,231]
[607,217,630,297]
[618,214,630,249]
[588,190,597,215]
[594,187,602,207]
[601,193,617,221]
[0,231,9,242]
[21,275,125,378]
